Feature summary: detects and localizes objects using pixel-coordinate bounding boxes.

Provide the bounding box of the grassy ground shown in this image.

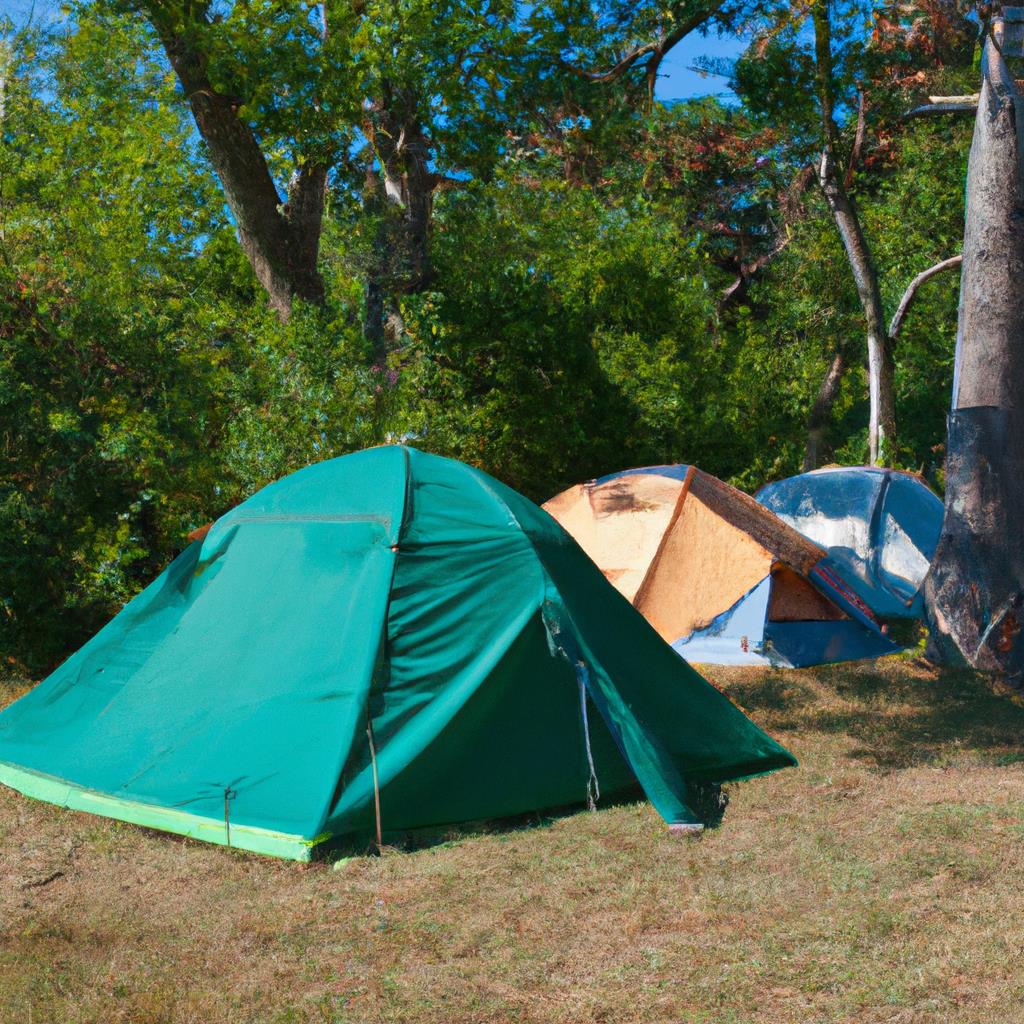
[3,657,1024,1024]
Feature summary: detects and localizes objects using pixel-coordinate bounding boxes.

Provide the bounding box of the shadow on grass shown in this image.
[315,774,735,864]
[720,658,1024,770]
[312,787,655,864]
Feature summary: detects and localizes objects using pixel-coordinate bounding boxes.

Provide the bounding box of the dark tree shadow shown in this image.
[719,658,1024,769]
[312,788,653,864]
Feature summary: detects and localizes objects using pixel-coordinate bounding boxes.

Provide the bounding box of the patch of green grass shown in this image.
[2,659,1024,1022]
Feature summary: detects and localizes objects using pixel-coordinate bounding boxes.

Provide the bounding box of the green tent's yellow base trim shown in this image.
[0,761,321,861]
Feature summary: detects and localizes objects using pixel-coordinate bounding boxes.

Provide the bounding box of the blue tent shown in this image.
[545,465,900,668]
[755,467,943,620]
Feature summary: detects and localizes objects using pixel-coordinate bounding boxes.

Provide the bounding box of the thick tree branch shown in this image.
[906,101,979,117]
[361,82,438,355]
[562,0,728,94]
[142,1,326,318]
[720,234,791,301]
[286,162,329,285]
[804,346,849,471]
[888,254,963,339]
[567,40,660,84]
[843,87,867,189]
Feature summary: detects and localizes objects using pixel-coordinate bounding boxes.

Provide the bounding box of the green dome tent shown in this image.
[0,447,794,860]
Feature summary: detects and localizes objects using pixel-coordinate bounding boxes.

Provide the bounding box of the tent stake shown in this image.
[366,718,383,852]
[669,823,704,837]
[223,786,235,848]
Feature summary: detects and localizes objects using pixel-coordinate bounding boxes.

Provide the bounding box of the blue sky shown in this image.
[655,30,744,102]
[0,0,60,23]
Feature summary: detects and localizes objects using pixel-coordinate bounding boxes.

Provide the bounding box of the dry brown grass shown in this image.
[3,657,1024,1023]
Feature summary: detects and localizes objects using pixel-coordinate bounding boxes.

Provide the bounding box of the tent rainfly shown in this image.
[755,467,943,620]
[0,447,795,860]
[544,465,901,667]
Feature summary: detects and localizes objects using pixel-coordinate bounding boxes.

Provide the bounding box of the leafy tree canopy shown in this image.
[0,0,976,671]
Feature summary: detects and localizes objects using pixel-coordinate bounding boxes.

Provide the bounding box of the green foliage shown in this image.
[867,117,969,481]
[102,0,525,183]
[0,18,373,672]
[0,1,978,670]
[0,21,219,671]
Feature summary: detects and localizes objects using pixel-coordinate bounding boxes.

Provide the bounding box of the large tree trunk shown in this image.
[923,22,1024,678]
[145,4,327,320]
[812,2,897,467]
[362,90,436,350]
[378,115,434,296]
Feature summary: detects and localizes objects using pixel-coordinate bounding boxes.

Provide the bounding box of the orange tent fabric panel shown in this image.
[767,565,848,622]
[543,474,684,602]
[635,491,774,642]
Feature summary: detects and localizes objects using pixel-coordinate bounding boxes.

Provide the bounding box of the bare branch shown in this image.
[906,99,978,118]
[564,41,659,84]
[843,86,867,189]
[888,254,963,339]
[720,235,792,302]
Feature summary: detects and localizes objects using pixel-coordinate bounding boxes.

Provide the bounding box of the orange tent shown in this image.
[544,465,899,667]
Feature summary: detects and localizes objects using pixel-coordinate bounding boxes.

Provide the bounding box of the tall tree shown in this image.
[810,0,894,465]
[541,0,973,466]
[739,0,973,467]
[116,0,520,334]
[924,13,1024,678]
[137,0,335,319]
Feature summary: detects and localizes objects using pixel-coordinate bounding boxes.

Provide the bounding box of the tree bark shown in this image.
[803,347,848,470]
[843,87,868,190]
[0,40,10,125]
[923,22,1024,678]
[376,111,434,295]
[812,1,896,467]
[888,254,963,339]
[362,87,436,350]
[144,2,327,320]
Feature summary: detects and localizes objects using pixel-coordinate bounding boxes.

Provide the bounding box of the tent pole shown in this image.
[576,666,600,811]
[366,718,383,852]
